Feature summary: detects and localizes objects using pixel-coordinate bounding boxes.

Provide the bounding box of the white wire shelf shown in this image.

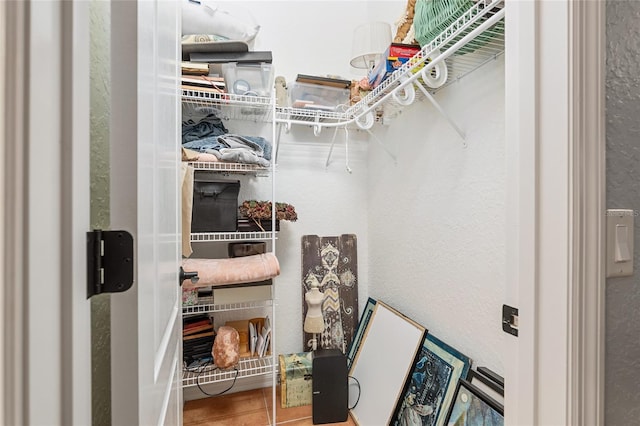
[190,231,277,242]
[179,0,505,134]
[183,298,273,316]
[430,31,504,94]
[187,161,272,176]
[182,355,274,387]
[182,88,273,122]
[275,107,350,129]
[273,0,505,130]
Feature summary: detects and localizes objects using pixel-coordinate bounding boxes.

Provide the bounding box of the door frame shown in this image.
[3,0,607,424]
[2,0,91,424]
[505,0,605,424]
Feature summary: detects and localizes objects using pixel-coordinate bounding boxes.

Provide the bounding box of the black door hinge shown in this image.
[87,230,134,299]
[502,304,519,336]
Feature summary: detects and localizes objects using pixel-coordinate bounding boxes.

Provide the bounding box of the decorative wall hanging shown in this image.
[301,234,358,353]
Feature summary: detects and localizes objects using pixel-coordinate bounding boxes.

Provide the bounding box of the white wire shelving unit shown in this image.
[183,356,274,387]
[180,0,505,138]
[188,161,271,175]
[182,89,273,122]
[180,89,279,411]
[182,298,276,387]
[178,0,505,400]
[190,231,277,243]
[183,298,273,316]
[274,0,505,138]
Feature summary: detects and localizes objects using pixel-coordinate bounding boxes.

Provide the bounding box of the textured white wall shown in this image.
[215,1,506,375]
[605,1,640,424]
[367,57,506,371]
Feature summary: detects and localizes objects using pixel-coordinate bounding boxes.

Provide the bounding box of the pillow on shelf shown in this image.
[181,0,260,42]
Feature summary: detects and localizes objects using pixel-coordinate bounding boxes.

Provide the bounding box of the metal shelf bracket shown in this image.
[325,127,354,173]
[415,80,467,147]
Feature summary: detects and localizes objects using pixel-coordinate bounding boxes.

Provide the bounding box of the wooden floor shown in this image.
[183,386,356,426]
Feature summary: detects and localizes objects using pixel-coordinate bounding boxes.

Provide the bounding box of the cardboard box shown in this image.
[368,43,422,89]
[213,283,272,304]
[386,43,422,73]
[279,352,313,408]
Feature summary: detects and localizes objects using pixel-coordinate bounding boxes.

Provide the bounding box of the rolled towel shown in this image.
[181,253,280,288]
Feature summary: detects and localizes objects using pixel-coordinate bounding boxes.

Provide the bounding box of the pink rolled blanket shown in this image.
[181,253,280,288]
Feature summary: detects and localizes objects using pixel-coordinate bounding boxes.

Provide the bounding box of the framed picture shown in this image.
[346,297,377,369]
[390,334,472,426]
[445,379,504,426]
[477,366,504,388]
[349,302,427,426]
[467,368,504,406]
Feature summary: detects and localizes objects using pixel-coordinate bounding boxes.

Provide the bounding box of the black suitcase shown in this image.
[191,173,240,232]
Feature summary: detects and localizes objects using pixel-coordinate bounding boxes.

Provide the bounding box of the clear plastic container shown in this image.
[222,62,274,97]
[288,82,350,111]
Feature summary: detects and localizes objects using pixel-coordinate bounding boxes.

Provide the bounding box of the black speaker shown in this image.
[312,349,348,424]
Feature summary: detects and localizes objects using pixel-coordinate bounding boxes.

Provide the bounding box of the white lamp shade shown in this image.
[350,22,392,69]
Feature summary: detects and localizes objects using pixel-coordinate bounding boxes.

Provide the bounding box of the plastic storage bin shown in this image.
[288,82,350,111]
[222,62,273,97]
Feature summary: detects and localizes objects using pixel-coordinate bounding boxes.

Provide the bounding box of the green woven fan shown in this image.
[414,0,504,55]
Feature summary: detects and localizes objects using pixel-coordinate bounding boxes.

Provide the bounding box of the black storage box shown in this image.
[191,173,240,232]
[228,241,267,258]
[237,218,280,232]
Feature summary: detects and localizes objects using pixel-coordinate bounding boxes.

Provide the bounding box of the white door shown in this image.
[2,0,92,424]
[109,1,183,425]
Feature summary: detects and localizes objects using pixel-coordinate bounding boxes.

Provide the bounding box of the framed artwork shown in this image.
[390,334,472,426]
[346,297,377,369]
[445,379,504,426]
[477,366,504,388]
[467,368,504,406]
[349,302,427,426]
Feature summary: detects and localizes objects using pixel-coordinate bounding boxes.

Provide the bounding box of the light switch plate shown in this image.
[606,209,634,278]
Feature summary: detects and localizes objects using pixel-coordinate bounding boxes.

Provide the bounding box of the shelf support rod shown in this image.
[365,127,397,164]
[415,81,467,146]
[344,127,352,174]
[325,127,341,170]
[325,127,353,173]
[274,121,284,163]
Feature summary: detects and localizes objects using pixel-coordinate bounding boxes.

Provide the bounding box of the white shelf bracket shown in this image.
[415,80,467,147]
[325,127,352,173]
[312,115,322,136]
[274,121,284,163]
[325,127,340,170]
[365,127,397,165]
[344,127,352,174]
